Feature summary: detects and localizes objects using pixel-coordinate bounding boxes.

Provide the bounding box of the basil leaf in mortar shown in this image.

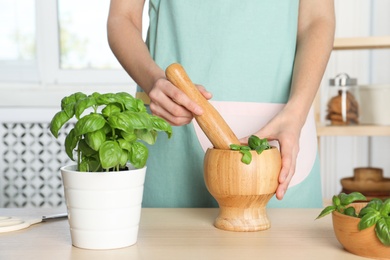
[229,135,271,164]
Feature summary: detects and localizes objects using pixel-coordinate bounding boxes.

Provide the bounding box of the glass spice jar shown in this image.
[326,73,359,125]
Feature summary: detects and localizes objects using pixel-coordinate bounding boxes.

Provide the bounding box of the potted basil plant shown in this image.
[50,92,172,250]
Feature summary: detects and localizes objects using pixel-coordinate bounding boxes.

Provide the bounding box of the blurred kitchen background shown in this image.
[0,0,389,207]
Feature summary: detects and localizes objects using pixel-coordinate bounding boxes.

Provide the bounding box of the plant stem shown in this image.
[77,147,81,171]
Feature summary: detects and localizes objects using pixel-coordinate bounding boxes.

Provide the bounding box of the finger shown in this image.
[151,79,204,116]
[276,166,296,200]
[149,93,192,124]
[279,155,291,183]
[151,84,190,113]
[196,85,213,100]
[168,87,204,116]
[276,183,287,200]
[150,101,193,126]
[276,144,298,200]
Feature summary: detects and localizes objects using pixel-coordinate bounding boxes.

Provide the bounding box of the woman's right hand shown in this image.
[147,78,212,126]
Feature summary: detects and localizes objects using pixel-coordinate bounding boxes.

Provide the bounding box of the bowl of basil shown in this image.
[317,192,390,259]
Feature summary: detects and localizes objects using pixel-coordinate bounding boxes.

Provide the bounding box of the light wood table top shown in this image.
[0,208,368,260]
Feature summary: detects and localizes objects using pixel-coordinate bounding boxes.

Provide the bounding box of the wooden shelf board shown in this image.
[333,36,390,50]
[316,124,390,136]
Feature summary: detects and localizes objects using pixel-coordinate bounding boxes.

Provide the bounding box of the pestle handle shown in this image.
[165,63,240,150]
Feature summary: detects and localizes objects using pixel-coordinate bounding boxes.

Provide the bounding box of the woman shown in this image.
[107,0,335,207]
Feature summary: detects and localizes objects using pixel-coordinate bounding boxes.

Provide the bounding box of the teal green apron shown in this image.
[142,0,322,208]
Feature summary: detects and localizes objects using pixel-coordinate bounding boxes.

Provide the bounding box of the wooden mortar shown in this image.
[204,148,281,231]
[166,63,281,231]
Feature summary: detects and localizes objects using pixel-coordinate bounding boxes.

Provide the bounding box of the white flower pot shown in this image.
[60,165,146,250]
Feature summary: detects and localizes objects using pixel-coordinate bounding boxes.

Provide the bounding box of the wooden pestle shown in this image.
[165,63,240,150]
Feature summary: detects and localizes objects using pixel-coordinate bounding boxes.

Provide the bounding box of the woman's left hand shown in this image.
[239,109,303,200]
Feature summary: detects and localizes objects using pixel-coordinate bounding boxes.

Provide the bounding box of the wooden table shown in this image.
[0,208,369,260]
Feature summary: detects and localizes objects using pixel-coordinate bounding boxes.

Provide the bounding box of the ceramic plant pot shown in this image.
[204,147,281,232]
[61,165,146,250]
[332,202,390,259]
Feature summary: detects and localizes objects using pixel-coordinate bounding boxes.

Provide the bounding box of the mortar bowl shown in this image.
[204,147,281,232]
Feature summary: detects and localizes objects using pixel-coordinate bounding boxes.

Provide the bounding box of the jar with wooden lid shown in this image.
[326,73,359,125]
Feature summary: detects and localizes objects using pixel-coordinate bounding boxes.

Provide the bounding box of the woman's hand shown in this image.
[239,108,303,200]
[148,78,212,126]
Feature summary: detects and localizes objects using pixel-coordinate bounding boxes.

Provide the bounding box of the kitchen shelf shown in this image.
[333,36,390,50]
[317,124,390,136]
[316,36,390,137]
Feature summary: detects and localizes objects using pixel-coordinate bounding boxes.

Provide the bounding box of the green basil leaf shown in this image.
[255,144,269,154]
[380,199,390,217]
[60,92,79,109]
[99,141,122,170]
[91,92,100,100]
[129,142,148,169]
[136,129,157,145]
[74,92,88,102]
[239,150,252,164]
[108,112,152,133]
[74,114,106,137]
[358,211,381,230]
[359,199,384,218]
[116,92,133,99]
[60,95,75,109]
[62,103,75,119]
[85,128,106,151]
[107,113,133,133]
[78,155,101,172]
[50,111,71,138]
[367,198,384,211]
[316,205,336,219]
[332,195,341,207]
[230,144,241,150]
[375,217,390,246]
[230,136,270,165]
[119,149,128,167]
[123,111,153,130]
[96,93,122,107]
[117,138,132,151]
[260,138,271,147]
[135,98,147,112]
[248,135,261,149]
[102,103,122,117]
[86,153,101,171]
[121,131,137,142]
[64,129,78,160]
[339,192,366,206]
[78,139,97,157]
[75,96,97,119]
[101,123,112,134]
[240,146,251,151]
[150,115,172,138]
[78,160,89,172]
[343,206,357,217]
[115,92,145,112]
[248,135,271,150]
[359,206,378,218]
